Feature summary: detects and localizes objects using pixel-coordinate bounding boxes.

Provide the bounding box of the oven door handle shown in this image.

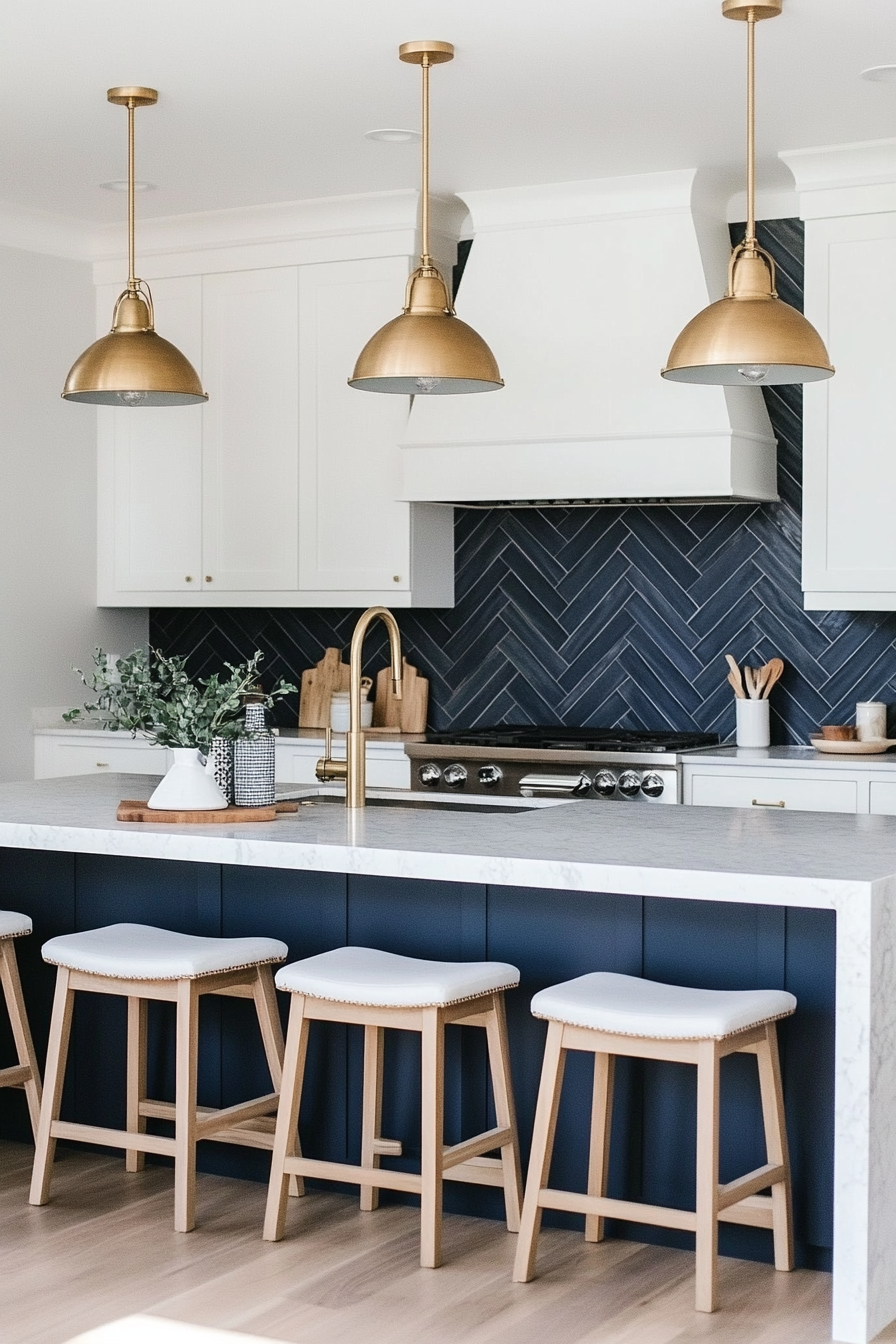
[519,772,592,798]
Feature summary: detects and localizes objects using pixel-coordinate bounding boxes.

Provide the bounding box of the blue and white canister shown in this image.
[233,703,276,807]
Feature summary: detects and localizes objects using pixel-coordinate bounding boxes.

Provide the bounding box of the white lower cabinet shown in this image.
[34,731,411,791]
[683,760,896,814]
[688,770,858,813]
[34,733,171,780]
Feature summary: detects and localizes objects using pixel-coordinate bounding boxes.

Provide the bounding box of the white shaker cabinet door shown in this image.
[201,268,300,592]
[298,257,442,598]
[98,276,204,600]
[802,212,896,608]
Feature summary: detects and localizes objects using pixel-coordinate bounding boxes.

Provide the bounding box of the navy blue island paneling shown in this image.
[150,219,896,749]
[0,846,834,1271]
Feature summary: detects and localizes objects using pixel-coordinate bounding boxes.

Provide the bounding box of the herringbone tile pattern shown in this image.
[151,221,896,746]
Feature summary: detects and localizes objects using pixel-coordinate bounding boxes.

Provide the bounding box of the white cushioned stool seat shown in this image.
[42,922,288,980]
[275,945,520,1007]
[531,971,796,1040]
[0,910,32,940]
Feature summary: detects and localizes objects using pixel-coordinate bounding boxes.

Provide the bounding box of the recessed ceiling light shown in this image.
[365,128,421,144]
[861,64,896,83]
[100,179,156,192]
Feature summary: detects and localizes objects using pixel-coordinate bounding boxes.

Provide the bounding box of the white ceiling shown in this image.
[3,0,896,227]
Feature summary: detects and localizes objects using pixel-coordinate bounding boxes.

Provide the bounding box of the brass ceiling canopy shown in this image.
[349,41,503,396]
[662,2,833,386]
[63,87,207,407]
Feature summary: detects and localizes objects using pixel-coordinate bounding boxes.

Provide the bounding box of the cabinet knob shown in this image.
[185,575,193,583]
[205,575,213,583]
[393,575,400,583]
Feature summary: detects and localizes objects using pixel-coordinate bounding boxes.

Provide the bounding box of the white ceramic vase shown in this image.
[147,747,229,811]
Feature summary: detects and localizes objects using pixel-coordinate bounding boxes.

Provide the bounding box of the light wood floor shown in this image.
[0,1138,879,1344]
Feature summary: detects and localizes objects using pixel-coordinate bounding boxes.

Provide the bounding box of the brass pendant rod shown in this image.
[420,54,431,268]
[127,98,137,290]
[746,10,756,247]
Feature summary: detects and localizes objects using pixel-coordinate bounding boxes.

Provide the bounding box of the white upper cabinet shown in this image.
[95,191,455,608]
[202,268,300,592]
[784,142,896,609]
[98,276,204,596]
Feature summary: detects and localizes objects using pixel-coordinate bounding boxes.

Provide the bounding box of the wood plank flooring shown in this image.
[0,1139,877,1344]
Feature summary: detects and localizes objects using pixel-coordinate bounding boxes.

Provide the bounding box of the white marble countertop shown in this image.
[682,744,896,769]
[3,771,895,912]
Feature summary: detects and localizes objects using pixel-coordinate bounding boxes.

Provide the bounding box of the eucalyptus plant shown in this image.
[64,648,296,750]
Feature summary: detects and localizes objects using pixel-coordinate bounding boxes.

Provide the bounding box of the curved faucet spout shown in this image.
[346,606,403,808]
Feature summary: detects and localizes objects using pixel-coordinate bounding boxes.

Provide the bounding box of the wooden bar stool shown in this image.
[513,971,796,1311]
[264,945,523,1267]
[0,911,42,1139]
[29,921,290,1231]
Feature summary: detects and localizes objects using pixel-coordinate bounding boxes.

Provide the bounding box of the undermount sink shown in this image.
[283,789,544,815]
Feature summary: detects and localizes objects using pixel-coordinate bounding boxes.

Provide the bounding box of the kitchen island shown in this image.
[0,773,891,1344]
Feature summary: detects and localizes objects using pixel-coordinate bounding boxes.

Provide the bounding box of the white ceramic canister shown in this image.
[736,698,770,749]
[330,691,373,732]
[856,701,887,741]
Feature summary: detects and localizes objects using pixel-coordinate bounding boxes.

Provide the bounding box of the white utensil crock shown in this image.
[147,747,229,810]
[736,698,770,749]
[856,701,887,741]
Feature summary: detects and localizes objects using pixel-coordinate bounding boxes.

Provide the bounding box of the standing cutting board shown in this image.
[299,648,349,728]
[372,658,429,733]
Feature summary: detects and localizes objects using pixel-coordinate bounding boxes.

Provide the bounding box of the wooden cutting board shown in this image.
[117,799,300,824]
[372,658,429,733]
[299,647,350,728]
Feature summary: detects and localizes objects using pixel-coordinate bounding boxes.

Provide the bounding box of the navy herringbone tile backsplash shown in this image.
[151,220,896,745]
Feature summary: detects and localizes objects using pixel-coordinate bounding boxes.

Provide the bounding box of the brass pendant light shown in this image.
[662,1,833,386]
[349,41,503,395]
[63,88,207,406]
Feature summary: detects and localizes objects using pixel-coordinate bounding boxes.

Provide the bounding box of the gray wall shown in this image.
[0,244,145,781]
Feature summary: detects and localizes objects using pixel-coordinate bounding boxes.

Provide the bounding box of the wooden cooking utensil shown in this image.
[725,654,744,698]
[727,670,746,700]
[753,661,771,698]
[743,666,759,699]
[762,657,784,698]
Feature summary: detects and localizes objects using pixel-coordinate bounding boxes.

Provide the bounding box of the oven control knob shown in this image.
[617,770,642,799]
[442,763,468,790]
[478,764,503,789]
[572,772,593,797]
[418,763,442,788]
[640,772,664,799]
[593,770,618,799]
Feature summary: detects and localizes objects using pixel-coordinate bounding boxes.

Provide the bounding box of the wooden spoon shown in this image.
[743,666,759,699]
[724,654,744,699]
[753,661,771,698]
[727,670,746,700]
[762,658,784,698]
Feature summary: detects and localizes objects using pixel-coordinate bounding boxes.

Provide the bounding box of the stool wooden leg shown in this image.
[420,1008,445,1268]
[756,1023,794,1271]
[585,1051,615,1243]
[695,1040,721,1313]
[29,969,74,1206]
[126,996,147,1173]
[513,1020,567,1283]
[252,965,303,1199]
[173,979,199,1233]
[264,994,309,1242]
[485,992,522,1232]
[0,938,42,1140]
[360,1025,384,1212]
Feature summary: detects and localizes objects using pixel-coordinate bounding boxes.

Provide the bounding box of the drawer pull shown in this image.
[96,762,109,768]
[752,798,785,808]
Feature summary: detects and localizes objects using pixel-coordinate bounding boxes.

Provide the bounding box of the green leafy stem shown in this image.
[63,648,297,750]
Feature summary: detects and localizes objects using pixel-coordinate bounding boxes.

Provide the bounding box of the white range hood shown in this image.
[399,170,777,506]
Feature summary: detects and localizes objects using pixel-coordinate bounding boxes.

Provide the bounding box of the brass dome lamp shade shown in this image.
[349,41,503,395]
[63,88,207,406]
[662,1,833,386]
